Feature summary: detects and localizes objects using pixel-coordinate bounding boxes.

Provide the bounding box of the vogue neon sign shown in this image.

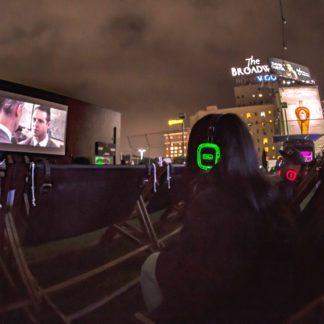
[231,56,270,77]
[256,74,277,82]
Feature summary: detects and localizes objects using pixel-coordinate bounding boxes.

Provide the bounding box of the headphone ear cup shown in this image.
[197,142,221,171]
[280,163,302,183]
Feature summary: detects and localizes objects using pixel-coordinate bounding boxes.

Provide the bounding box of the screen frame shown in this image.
[0,89,68,156]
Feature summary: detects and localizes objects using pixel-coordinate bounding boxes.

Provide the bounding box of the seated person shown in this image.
[141,113,296,323]
[19,105,59,148]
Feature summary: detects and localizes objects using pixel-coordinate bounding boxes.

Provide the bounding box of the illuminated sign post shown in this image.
[231,55,277,83]
[168,119,184,126]
[231,56,270,77]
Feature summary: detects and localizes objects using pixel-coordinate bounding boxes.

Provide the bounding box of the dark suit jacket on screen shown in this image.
[20,136,59,148]
[0,128,11,144]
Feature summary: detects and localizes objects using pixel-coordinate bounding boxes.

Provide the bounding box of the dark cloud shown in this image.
[0,0,323,153]
[107,13,148,47]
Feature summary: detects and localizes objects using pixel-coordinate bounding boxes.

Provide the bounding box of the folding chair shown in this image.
[0,158,160,322]
[137,162,185,243]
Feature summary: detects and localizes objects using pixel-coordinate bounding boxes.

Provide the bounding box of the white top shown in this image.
[32,134,49,147]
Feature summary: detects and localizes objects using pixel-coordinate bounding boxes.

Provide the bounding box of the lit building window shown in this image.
[252,94,256,98]
[260,112,266,118]
[263,138,268,144]
[246,112,251,119]
[264,147,269,152]
[269,119,273,123]
[258,93,263,97]
[272,155,276,159]
[268,110,272,114]
[272,146,275,150]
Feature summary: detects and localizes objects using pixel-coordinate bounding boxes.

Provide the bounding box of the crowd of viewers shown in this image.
[141,113,299,323]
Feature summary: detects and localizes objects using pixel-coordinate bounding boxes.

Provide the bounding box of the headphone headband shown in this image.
[197,114,223,171]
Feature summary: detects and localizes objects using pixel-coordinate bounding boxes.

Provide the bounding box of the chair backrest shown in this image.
[22,163,147,245]
[146,164,185,214]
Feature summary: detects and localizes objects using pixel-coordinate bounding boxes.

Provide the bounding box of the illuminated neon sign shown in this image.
[231,55,270,77]
[256,74,277,82]
[168,119,184,126]
[300,151,313,163]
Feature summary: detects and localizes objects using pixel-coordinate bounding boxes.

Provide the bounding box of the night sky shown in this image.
[1,0,323,153]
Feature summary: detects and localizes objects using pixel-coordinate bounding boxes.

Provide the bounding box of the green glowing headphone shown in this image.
[196,115,222,171]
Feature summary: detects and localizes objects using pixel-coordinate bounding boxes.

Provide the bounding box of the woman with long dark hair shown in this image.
[141,113,296,322]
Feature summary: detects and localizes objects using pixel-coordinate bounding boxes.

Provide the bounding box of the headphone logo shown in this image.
[197,143,221,171]
[285,169,298,182]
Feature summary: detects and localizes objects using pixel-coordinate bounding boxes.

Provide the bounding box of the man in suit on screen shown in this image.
[0,97,23,144]
[20,105,59,148]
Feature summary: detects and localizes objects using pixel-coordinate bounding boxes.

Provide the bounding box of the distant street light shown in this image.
[138,148,146,160]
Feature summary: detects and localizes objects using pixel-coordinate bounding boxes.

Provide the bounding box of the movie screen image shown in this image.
[279,86,324,136]
[0,90,68,156]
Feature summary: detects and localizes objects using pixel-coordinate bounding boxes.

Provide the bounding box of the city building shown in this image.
[164,56,323,163]
[164,129,190,160]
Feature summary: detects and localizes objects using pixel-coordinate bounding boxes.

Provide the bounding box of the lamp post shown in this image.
[138,148,146,160]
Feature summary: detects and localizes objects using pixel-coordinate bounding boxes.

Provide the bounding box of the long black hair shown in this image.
[184,113,278,212]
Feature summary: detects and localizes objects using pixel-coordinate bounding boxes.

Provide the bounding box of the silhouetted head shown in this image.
[186,113,259,180]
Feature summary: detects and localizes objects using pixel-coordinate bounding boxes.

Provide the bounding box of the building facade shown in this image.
[164,129,190,160]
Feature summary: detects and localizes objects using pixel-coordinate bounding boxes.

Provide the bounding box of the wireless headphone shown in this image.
[196,114,223,171]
